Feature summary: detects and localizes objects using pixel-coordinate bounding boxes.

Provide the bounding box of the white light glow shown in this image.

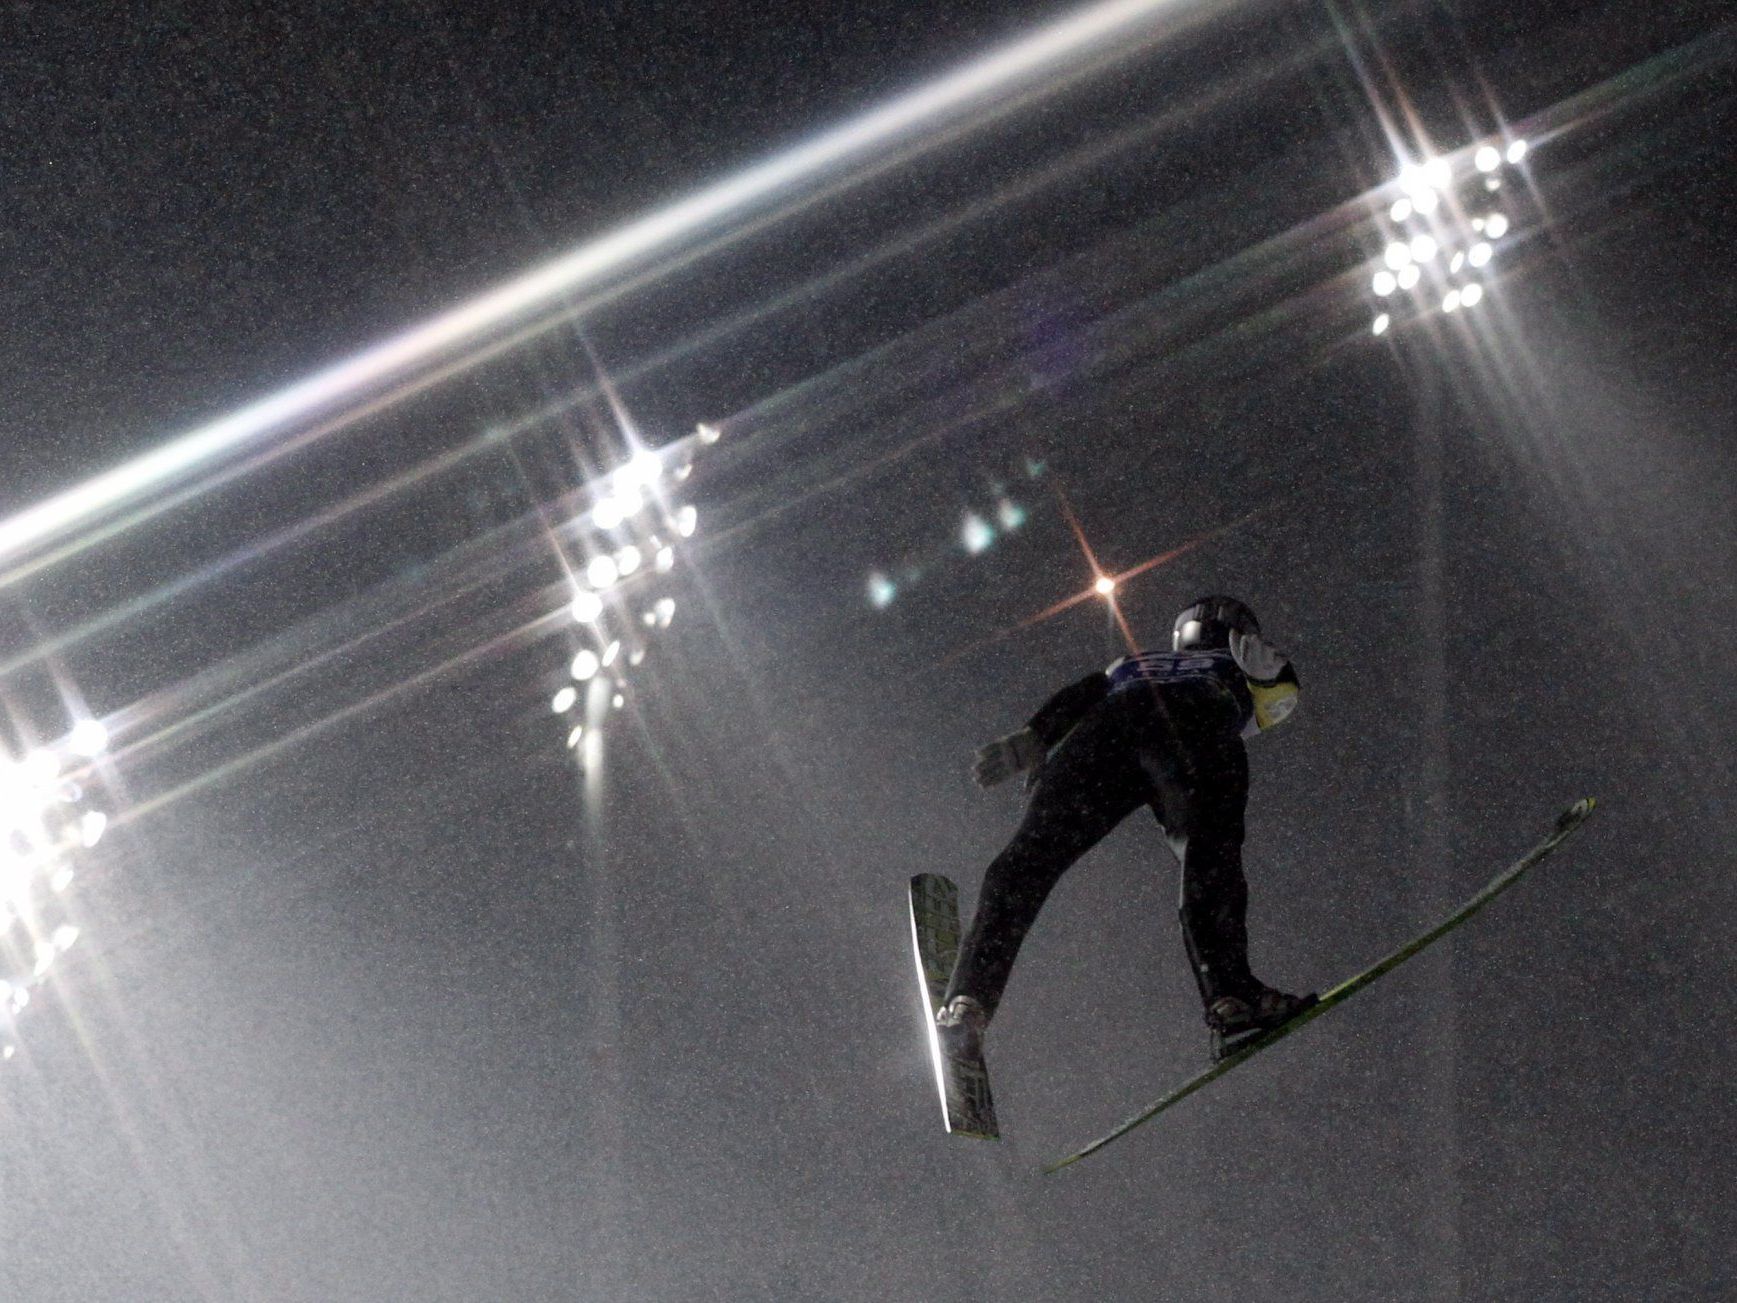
[601,640,621,667]
[653,597,676,628]
[615,448,663,493]
[1397,264,1421,290]
[1506,139,1528,164]
[675,505,698,538]
[1409,234,1438,263]
[868,571,897,609]
[1372,270,1397,297]
[553,686,579,714]
[1372,313,1391,336]
[1468,242,1493,268]
[654,545,675,572]
[1474,145,1501,173]
[1094,576,1116,596]
[1449,251,1465,274]
[611,692,625,711]
[1442,289,1462,313]
[1384,241,1413,271]
[0,0,1193,575]
[961,512,995,554]
[51,925,77,953]
[587,555,620,590]
[1411,187,1439,215]
[1485,177,1501,192]
[628,647,646,667]
[22,751,58,785]
[566,724,584,750]
[696,422,721,445]
[68,720,109,758]
[571,649,601,681]
[79,810,106,849]
[1390,197,1413,223]
[996,498,1027,530]
[49,866,73,893]
[1484,213,1509,240]
[1460,282,1484,306]
[592,498,625,531]
[571,591,604,623]
[615,545,642,576]
[1424,158,1452,190]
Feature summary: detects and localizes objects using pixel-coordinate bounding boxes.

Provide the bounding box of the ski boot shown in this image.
[935,994,988,1063]
[1205,984,1318,1063]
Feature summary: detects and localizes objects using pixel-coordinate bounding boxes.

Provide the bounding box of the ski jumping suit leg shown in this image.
[944,684,1256,1022]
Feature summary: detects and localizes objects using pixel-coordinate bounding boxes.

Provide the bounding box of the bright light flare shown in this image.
[1372,313,1391,336]
[1093,575,1116,596]
[1409,234,1438,263]
[552,686,579,714]
[571,591,604,623]
[961,512,996,555]
[67,720,109,758]
[1397,264,1421,290]
[1372,270,1397,297]
[1475,145,1501,172]
[1468,242,1493,268]
[675,505,698,538]
[615,545,642,576]
[868,571,897,609]
[1506,139,1528,164]
[1460,282,1483,307]
[587,555,620,590]
[1484,213,1509,239]
[1384,241,1413,271]
[571,649,601,681]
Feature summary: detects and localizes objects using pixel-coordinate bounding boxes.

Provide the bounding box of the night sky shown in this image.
[1,2,1732,1300]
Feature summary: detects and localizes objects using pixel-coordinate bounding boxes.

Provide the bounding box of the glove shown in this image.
[971,728,1045,788]
[1229,630,1290,683]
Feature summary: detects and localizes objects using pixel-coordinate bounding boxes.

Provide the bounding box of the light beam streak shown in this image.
[0,0,1199,579]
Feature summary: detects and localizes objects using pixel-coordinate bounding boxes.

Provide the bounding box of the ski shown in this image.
[908,873,1000,1139]
[1045,797,1597,1174]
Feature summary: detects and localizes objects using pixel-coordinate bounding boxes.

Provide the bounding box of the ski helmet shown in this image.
[1172,595,1259,652]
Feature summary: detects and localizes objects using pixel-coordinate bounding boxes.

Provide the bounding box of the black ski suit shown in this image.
[944,647,1300,1020]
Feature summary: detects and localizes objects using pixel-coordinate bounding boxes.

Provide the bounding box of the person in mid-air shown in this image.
[937,595,1315,1064]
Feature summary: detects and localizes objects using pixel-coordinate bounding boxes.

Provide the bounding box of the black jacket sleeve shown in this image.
[1024,671,1110,748]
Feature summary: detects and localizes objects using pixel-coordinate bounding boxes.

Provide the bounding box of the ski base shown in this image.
[909,873,1000,1140]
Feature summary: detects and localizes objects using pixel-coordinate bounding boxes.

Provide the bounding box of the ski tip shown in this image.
[1559,797,1597,828]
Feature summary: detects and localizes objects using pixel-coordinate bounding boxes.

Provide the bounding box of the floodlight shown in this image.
[1094,576,1116,596]
[675,505,699,538]
[1372,313,1391,336]
[1474,145,1501,173]
[1372,270,1397,297]
[1409,234,1438,262]
[654,598,676,627]
[1506,140,1528,164]
[654,546,675,572]
[1468,242,1492,268]
[571,649,601,681]
[696,422,721,445]
[78,811,106,849]
[602,640,621,667]
[616,545,642,576]
[961,512,995,555]
[1484,213,1509,239]
[1460,283,1484,306]
[1412,187,1439,215]
[68,720,109,758]
[553,686,579,714]
[1397,264,1421,290]
[1390,197,1413,223]
[868,571,897,609]
[611,692,625,711]
[22,751,58,785]
[1442,290,1462,313]
[1424,158,1451,189]
[615,448,663,492]
[593,497,625,531]
[571,591,604,623]
[587,555,619,589]
[1384,241,1413,271]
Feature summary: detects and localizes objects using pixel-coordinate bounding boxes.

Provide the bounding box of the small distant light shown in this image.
[1,1044,12,1061]
[1424,158,1452,189]
[1484,213,1509,240]
[673,461,694,483]
[654,546,676,573]
[1460,283,1484,307]
[1449,251,1465,273]
[961,512,995,555]
[1390,197,1413,223]
[79,811,106,849]
[49,866,73,893]
[868,571,897,609]
[601,640,621,668]
[1484,177,1501,192]
[566,724,584,750]
[1409,234,1438,262]
[1384,241,1413,271]
[1474,145,1502,173]
[553,686,579,714]
[1506,139,1528,164]
[1093,576,1116,597]
[1468,242,1493,268]
[68,720,109,758]
[615,545,642,576]
[51,925,76,953]
[571,650,601,682]
[1442,289,1462,313]
[628,648,646,667]
[642,610,657,627]
[1411,187,1439,215]
[571,591,604,623]
[611,692,625,711]
[696,422,721,445]
[675,505,699,538]
[1372,313,1391,336]
[996,499,1027,530]
[1471,217,1486,233]
[593,498,625,531]
[654,598,676,628]
[587,555,620,590]
[1372,270,1397,297]
[1397,264,1421,290]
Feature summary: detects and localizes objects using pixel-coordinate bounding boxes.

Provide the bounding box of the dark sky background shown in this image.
[0,1,1732,1300]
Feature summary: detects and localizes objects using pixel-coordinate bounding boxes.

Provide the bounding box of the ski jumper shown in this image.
[943,649,1300,1019]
